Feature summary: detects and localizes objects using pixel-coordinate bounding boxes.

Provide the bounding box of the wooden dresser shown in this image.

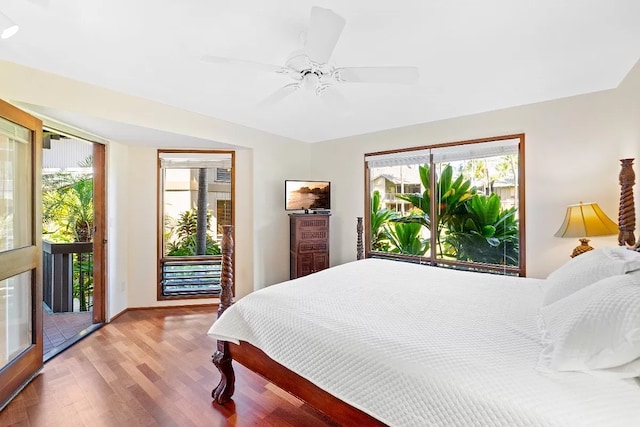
[289,213,330,279]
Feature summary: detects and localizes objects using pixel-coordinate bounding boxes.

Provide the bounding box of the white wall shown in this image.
[310,60,640,279]
[252,142,311,289]
[616,60,640,158]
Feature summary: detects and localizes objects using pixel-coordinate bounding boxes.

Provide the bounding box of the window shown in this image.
[158,150,234,299]
[365,134,524,276]
[215,167,231,183]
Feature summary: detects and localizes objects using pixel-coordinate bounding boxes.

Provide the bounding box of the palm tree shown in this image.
[43,176,93,242]
[196,168,208,255]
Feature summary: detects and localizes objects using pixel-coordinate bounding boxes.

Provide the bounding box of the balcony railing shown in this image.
[43,240,93,313]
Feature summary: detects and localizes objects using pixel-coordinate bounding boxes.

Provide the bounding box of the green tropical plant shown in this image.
[43,175,94,242]
[394,164,474,255]
[167,208,221,256]
[445,193,519,265]
[370,190,395,251]
[385,221,429,255]
[73,254,93,311]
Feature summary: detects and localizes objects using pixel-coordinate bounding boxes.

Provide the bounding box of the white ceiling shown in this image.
[1,0,639,144]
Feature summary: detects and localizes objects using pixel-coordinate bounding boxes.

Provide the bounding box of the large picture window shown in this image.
[365,134,524,276]
[158,150,234,299]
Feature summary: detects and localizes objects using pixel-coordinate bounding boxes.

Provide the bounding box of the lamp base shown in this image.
[571,238,594,258]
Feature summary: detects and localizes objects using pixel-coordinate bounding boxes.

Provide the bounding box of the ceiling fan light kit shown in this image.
[202,6,419,107]
[0,10,19,39]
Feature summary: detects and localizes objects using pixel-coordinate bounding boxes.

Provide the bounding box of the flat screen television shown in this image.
[285,180,331,211]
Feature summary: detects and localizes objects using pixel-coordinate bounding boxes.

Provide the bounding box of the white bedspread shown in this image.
[208,258,640,426]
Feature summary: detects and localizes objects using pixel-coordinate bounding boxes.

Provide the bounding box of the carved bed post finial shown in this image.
[618,158,636,246]
[212,225,235,404]
[357,217,364,260]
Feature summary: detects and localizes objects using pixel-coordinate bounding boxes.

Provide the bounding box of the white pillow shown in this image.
[538,272,640,374]
[543,246,640,306]
[586,357,640,380]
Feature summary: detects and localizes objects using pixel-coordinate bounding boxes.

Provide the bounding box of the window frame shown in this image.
[157,149,235,301]
[364,134,526,276]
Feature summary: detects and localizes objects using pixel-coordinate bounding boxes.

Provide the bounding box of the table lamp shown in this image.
[554,202,619,257]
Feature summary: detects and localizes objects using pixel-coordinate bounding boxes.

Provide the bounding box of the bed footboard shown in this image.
[212,218,369,411]
[211,225,235,404]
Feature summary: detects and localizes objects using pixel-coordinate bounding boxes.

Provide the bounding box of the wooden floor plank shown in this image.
[0,306,337,427]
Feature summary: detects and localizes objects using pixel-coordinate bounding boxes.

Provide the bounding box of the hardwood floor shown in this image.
[0,306,338,427]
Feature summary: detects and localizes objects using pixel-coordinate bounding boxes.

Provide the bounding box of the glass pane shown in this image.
[0,117,32,252]
[435,154,519,267]
[369,164,431,257]
[0,271,33,369]
[161,153,232,257]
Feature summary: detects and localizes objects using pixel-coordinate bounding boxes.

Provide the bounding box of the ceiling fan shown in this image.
[202,7,419,108]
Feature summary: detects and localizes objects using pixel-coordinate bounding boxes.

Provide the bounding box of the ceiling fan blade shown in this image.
[335,67,420,84]
[304,7,346,64]
[201,55,285,74]
[257,83,299,108]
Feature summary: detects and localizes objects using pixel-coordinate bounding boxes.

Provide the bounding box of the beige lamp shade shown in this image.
[554,202,618,257]
[554,202,619,238]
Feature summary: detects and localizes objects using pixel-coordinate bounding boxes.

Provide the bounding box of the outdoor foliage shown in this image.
[72,254,94,311]
[445,194,519,265]
[393,164,474,255]
[370,190,395,251]
[166,208,221,256]
[372,162,519,266]
[385,221,429,255]
[43,175,94,243]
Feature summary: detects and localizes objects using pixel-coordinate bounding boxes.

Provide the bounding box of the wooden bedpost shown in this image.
[357,217,364,260]
[212,225,235,404]
[618,158,636,247]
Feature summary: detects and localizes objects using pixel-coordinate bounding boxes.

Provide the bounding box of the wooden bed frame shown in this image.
[212,160,638,424]
[211,218,383,425]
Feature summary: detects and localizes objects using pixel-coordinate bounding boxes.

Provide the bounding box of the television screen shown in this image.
[285,180,331,211]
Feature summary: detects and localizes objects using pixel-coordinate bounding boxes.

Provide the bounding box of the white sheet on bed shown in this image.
[208,258,640,427]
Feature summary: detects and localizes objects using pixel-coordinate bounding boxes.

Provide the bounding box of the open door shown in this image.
[0,100,43,409]
[40,131,106,359]
[92,142,105,324]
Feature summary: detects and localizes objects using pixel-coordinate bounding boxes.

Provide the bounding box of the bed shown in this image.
[208,221,640,426]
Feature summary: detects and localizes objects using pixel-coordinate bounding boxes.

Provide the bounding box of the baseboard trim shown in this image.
[109,304,218,323]
[126,303,218,311]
